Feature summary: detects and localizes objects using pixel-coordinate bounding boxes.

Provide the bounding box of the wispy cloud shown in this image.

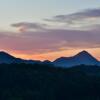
[45,8,100,30]
[11,22,48,32]
[45,8,100,23]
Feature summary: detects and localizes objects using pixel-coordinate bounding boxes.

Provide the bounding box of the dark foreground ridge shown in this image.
[0,63,100,100]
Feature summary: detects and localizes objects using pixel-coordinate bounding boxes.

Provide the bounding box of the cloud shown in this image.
[1,8,100,56]
[11,22,48,32]
[0,28,100,55]
[11,8,100,31]
[45,8,100,29]
[45,8,100,22]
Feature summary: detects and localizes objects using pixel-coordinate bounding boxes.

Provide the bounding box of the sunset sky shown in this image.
[0,0,100,61]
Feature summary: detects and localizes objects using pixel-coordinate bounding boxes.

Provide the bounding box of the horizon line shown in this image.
[0,50,99,62]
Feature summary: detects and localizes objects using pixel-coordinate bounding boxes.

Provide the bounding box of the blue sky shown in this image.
[0,0,99,30]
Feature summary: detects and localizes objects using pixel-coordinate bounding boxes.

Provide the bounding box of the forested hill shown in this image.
[0,63,100,100]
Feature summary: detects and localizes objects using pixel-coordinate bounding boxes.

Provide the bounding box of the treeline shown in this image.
[0,63,100,100]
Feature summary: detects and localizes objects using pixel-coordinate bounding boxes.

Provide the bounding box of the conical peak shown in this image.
[79,50,89,54]
[74,50,98,62]
[76,50,91,56]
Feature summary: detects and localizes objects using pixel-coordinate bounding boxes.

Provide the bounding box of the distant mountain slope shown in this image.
[0,51,16,63]
[53,51,99,67]
[0,51,39,64]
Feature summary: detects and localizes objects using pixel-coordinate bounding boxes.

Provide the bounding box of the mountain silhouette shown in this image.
[0,51,39,64]
[0,51,99,67]
[53,50,99,67]
[0,51,17,63]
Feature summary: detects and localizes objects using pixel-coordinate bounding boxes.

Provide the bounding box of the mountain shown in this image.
[0,51,39,64]
[42,60,52,64]
[0,51,99,67]
[53,51,99,68]
[98,61,100,66]
[0,51,16,63]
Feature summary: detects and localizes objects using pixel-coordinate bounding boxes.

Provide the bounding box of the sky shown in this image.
[0,0,100,61]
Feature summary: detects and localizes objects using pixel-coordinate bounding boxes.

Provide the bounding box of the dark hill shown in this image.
[0,63,99,100]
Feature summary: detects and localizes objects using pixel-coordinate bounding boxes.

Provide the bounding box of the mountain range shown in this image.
[0,51,99,67]
[53,51,100,67]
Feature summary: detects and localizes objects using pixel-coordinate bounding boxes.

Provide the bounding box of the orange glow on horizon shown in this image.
[6,48,100,61]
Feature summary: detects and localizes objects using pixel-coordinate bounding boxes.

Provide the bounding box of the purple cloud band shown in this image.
[0,8,100,55]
